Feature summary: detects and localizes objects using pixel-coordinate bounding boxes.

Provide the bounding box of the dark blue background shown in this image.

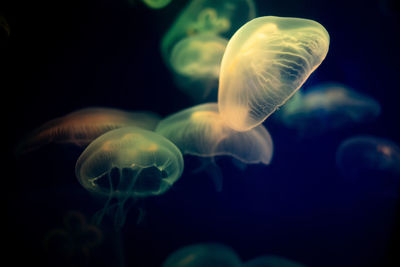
[3,0,400,266]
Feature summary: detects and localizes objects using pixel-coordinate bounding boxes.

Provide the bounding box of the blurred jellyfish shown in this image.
[75,127,184,229]
[0,15,10,37]
[242,255,307,267]
[16,107,161,155]
[336,136,400,179]
[170,34,228,101]
[162,243,241,267]
[155,103,273,191]
[277,83,381,136]
[141,0,172,9]
[218,16,330,131]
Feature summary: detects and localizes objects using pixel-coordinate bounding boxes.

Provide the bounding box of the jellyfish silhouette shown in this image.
[277,83,381,137]
[161,0,256,101]
[16,107,161,155]
[169,34,228,101]
[141,0,172,9]
[162,243,242,267]
[336,136,400,179]
[155,103,273,191]
[218,16,330,131]
[75,126,184,229]
[242,255,307,267]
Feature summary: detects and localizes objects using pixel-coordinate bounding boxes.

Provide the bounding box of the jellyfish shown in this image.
[170,34,228,101]
[141,0,172,9]
[75,126,184,229]
[161,0,256,69]
[16,107,161,155]
[162,243,242,267]
[336,136,400,179]
[277,83,381,136]
[242,255,307,267]
[155,103,273,191]
[218,16,330,131]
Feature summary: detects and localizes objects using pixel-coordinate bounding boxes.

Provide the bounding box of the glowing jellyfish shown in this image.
[242,255,307,267]
[141,0,172,9]
[155,103,273,190]
[75,127,184,229]
[162,243,241,267]
[218,16,330,131]
[170,34,228,101]
[161,0,256,66]
[336,136,400,179]
[16,107,161,155]
[277,83,381,136]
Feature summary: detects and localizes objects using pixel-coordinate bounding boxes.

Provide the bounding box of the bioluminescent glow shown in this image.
[141,0,172,9]
[75,127,184,229]
[16,107,161,155]
[242,255,307,267]
[162,243,242,267]
[218,16,330,131]
[277,83,381,136]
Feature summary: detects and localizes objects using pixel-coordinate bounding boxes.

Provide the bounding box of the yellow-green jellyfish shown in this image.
[141,0,172,9]
[170,34,228,101]
[218,16,330,131]
[162,243,242,267]
[277,83,381,136]
[155,103,273,190]
[16,107,161,155]
[75,127,184,228]
[242,255,307,267]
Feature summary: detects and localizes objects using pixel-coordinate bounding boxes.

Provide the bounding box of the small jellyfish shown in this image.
[162,243,242,267]
[218,16,330,131]
[277,83,381,136]
[75,127,184,229]
[155,103,273,191]
[141,0,172,9]
[170,34,228,101]
[242,255,307,267]
[161,0,256,68]
[336,136,400,179]
[16,107,161,155]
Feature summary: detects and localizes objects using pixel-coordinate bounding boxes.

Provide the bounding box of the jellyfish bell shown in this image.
[141,0,172,9]
[155,103,273,191]
[218,16,330,131]
[162,243,242,267]
[75,126,184,229]
[170,34,228,101]
[242,255,307,267]
[15,107,161,156]
[277,83,381,136]
[161,0,256,68]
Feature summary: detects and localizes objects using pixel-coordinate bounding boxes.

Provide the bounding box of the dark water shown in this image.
[3,0,400,266]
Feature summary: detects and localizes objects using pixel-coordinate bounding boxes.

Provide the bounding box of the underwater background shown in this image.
[3,0,400,266]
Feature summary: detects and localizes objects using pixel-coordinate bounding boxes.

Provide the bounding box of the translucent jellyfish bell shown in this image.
[336,136,400,179]
[242,255,307,267]
[278,83,381,136]
[162,243,242,267]
[218,16,330,131]
[141,0,172,9]
[170,34,228,101]
[16,107,161,155]
[155,103,273,190]
[75,127,184,229]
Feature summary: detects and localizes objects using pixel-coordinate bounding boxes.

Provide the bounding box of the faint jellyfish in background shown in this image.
[218,16,330,131]
[169,34,228,101]
[336,136,400,197]
[162,243,242,267]
[0,15,10,37]
[15,107,161,156]
[242,255,307,267]
[43,210,103,267]
[75,127,184,229]
[141,0,172,9]
[155,103,273,191]
[276,83,381,137]
[161,0,256,102]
